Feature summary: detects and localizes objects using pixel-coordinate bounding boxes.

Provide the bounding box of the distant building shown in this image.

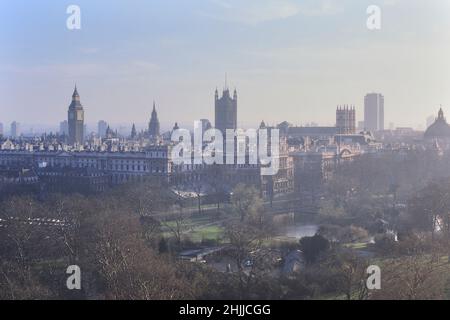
[198,119,212,133]
[426,115,436,129]
[0,168,40,198]
[131,123,137,139]
[357,121,365,131]
[424,108,450,141]
[67,86,85,145]
[171,120,294,201]
[0,145,172,185]
[377,127,422,144]
[11,121,21,139]
[291,147,361,204]
[259,131,294,201]
[215,87,237,135]
[59,120,69,136]
[38,167,110,194]
[277,121,291,136]
[291,150,336,204]
[98,120,108,138]
[364,93,384,131]
[288,126,338,141]
[0,122,3,137]
[336,105,356,134]
[148,101,161,138]
[395,127,415,135]
[105,126,118,139]
[335,132,375,146]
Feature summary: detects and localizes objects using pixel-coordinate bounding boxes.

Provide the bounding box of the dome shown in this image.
[424,108,450,139]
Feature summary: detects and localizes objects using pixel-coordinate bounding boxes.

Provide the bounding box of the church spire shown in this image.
[148,101,160,138]
[131,123,137,139]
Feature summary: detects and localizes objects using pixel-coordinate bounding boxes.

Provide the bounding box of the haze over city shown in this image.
[3,0,450,305]
[1,0,449,131]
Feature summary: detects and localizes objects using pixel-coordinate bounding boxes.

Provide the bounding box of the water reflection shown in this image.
[283,224,319,239]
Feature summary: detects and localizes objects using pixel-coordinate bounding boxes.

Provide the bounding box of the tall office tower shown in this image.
[0,122,3,137]
[98,120,108,138]
[11,121,21,138]
[336,105,356,134]
[59,120,69,136]
[215,86,237,135]
[148,101,160,137]
[68,85,85,145]
[364,93,384,132]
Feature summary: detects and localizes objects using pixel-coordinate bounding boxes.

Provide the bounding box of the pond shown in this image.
[283,224,319,239]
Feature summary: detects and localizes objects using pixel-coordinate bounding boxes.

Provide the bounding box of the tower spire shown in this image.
[438,106,444,120]
[71,84,80,103]
[148,100,160,138]
[72,84,79,99]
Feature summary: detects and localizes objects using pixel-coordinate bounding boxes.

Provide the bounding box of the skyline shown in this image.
[1,0,449,129]
[0,86,445,134]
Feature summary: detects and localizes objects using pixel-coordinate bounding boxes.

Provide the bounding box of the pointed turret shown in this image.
[438,107,444,120]
[72,85,80,102]
[260,120,267,129]
[131,123,137,139]
[148,101,160,137]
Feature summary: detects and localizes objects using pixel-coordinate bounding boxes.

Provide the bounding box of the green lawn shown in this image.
[343,242,369,250]
[161,214,226,243]
[187,225,225,242]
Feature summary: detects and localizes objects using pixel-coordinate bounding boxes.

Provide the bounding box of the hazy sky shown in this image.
[0,0,449,131]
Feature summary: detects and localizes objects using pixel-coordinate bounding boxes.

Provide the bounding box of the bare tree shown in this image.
[231,184,264,223]
[161,204,192,249]
[90,208,192,300]
[371,254,446,300]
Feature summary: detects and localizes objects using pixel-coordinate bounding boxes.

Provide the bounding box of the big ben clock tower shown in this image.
[68,85,85,145]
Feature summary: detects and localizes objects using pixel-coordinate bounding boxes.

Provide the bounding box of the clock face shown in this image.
[77,110,84,120]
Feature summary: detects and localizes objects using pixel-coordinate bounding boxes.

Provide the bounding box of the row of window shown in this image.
[0,157,167,173]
